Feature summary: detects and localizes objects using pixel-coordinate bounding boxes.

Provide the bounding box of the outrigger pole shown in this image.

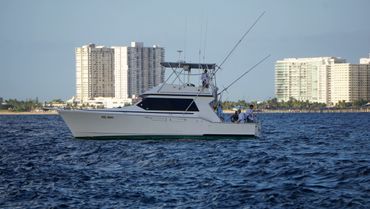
[212,11,266,78]
[218,54,271,96]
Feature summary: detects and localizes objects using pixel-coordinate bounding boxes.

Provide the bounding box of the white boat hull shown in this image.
[58,110,259,138]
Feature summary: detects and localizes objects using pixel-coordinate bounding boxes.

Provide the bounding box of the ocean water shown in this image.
[0,113,369,208]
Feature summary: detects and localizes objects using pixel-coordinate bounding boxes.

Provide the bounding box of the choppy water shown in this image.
[0,113,369,208]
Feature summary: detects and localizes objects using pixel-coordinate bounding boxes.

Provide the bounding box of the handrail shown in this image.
[184,64,214,112]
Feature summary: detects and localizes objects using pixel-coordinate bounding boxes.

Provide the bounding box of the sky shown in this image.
[1,0,370,102]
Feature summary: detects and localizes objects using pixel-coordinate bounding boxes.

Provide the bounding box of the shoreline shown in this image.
[1,109,369,115]
[259,109,370,113]
[224,109,370,113]
[0,110,58,115]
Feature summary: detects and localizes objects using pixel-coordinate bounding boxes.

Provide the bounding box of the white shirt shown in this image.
[245,108,254,121]
[237,112,245,123]
[201,72,209,82]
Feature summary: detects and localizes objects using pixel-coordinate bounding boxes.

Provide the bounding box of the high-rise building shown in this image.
[275,57,346,103]
[112,46,129,100]
[275,56,370,105]
[75,42,165,107]
[75,44,115,102]
[112,42,165,99]
[331,63,370,104]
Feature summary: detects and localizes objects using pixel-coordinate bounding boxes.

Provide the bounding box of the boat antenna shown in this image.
[184,17,188,62]
[218,54,271,95]
[203,17,208,63]
[177,50,183,62]
[213,11,266,76]
[198,18,203,64]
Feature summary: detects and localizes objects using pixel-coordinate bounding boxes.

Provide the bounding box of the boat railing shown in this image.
[158,61,216,93]
[218,112,259,124]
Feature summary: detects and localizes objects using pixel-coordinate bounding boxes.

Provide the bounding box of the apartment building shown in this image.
[275,57,346,103]
[75,44,115,102]
[275,56,370,105]
[331,63,370,104]
[75,42,165,106]
[113,42,165,99]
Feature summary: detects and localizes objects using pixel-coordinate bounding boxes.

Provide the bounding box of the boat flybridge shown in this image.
[58,62,260,138]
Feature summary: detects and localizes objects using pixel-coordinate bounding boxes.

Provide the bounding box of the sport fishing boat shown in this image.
[58,62,261,138]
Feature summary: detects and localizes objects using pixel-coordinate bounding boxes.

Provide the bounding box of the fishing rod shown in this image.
[212,11,266,78]
[218,54,271,96]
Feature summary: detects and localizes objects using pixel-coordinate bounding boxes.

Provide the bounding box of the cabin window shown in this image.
[137,98,199,111]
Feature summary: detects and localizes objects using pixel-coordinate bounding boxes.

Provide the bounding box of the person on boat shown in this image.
[237,109,245,123]
[201,69,210,88]
[245,104,255,122]
[216,103,224,121]
[231,110,239,123]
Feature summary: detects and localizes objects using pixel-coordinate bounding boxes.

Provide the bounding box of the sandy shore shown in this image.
[0,111,58,115]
